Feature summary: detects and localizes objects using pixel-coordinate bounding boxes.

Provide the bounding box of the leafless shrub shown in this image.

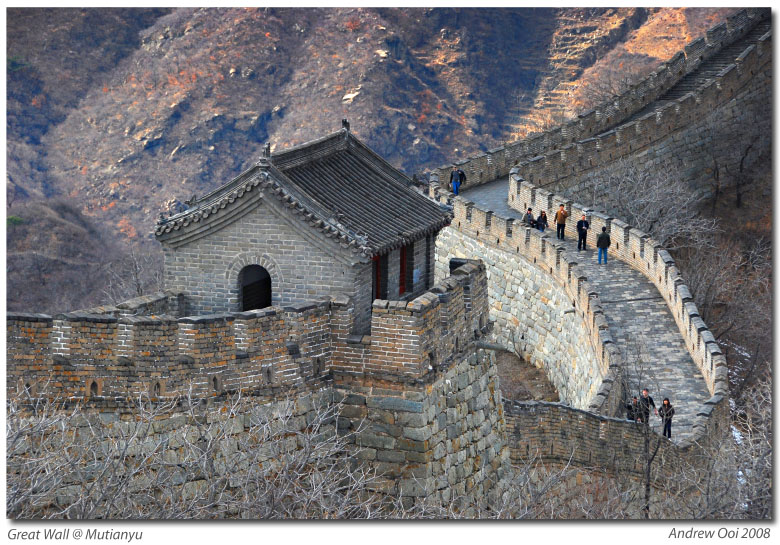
[676,235,771,398]
[7,389,387,519]
[100,245,164,305]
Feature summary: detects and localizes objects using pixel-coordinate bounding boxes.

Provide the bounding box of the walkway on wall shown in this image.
[622,17,772,125]
[461,180,712,444]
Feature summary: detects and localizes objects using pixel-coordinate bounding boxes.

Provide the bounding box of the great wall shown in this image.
[6,8,771,517]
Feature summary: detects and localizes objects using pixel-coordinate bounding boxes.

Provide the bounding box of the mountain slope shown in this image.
[6,7,736,313]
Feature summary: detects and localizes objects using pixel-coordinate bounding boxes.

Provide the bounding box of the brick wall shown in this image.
[503,396,729,517]
[7,261,509,509]
[161,196,360,315]
[7,261,491,403]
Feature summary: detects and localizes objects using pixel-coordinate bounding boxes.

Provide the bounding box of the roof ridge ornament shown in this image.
[342,118,350,131]
[256,142,272,167]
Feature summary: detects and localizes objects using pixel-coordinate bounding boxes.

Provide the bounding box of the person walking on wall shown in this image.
[555,204,568,240]
[536,210,548,232]
[576,213,590,251]
[625,396,640,422]
[597,227,611,264]
[638,388,657,424]
[523,208,537,228]
[450,167,466,195]
[659,398,675,439]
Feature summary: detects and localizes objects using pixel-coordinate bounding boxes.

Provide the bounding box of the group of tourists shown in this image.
[521,205,613,264]
[625,388,676,439]
[522,207,549,232]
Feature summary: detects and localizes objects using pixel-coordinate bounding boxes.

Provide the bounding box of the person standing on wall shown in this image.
[659,398,675,439]
[576,213,590,251]
[450,166,466,195]
[625,396,640,422]
[638,388,657,423]
[597,227,611,264]
[536,210,548,232]
[555,204,568,240]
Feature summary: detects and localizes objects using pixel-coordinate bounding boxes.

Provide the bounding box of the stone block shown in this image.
[366,396,424,413]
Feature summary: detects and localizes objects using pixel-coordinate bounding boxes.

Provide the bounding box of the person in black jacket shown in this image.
[638,388,657,423]
[597,227,611,264]
[536,210,549,232]
[625,396,640,422]
[659,398,675,439]
[576,214,590,251]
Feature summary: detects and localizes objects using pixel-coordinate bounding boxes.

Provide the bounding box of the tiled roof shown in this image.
[156,128,451,257]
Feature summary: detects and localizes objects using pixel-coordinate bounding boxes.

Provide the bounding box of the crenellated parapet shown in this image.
[503,395,729,487]
[7,262,490,403]
[516,26,771,189]
[7,262,506,507]
[429,8,770,193]
[428,180,624,416]
[329,259,489,381]
[507,175,728,400]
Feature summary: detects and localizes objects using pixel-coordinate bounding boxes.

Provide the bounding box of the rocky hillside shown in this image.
[6,7,735,312]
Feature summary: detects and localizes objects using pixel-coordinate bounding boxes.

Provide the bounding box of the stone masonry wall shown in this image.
[7,385,335,517]
[428,187,621,413]
[435,227,603,410]
[503,396,729,517]
[332,347,508,505]
[8,261,508,510]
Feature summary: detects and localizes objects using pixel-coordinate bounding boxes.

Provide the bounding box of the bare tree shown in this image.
[657,377,772,519]
[100,245,164,305]
[574,71,639,114]
[587,158,719,251]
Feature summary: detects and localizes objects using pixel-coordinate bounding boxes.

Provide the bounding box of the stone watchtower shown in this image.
[155,121,451,331]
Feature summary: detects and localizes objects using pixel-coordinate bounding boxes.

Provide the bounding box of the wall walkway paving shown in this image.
[461,181,712,444]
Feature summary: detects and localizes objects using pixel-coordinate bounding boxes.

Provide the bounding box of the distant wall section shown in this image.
[518,26,772,203]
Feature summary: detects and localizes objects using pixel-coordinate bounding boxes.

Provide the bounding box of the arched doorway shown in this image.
[239,265,272,311]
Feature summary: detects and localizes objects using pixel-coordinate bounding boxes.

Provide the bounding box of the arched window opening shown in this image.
[239,265,272,311]
[90,381,98,397]
[153,382,161,398]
